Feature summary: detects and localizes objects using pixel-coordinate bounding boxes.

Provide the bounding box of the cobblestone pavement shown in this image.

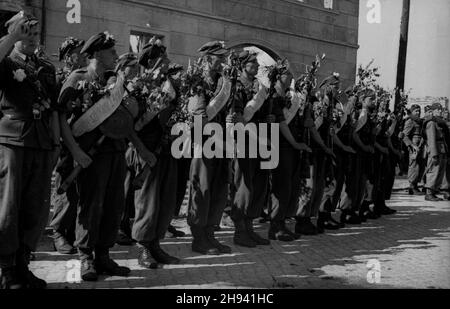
[31,183,450,289]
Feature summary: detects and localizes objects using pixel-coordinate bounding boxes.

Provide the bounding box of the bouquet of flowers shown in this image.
[76,79,111,113]
[295,53,326,95]
[180,58,205,97]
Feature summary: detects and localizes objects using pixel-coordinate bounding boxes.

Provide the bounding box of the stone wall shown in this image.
[3,0,360,87]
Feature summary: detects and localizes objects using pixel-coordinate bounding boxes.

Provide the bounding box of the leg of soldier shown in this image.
[93,152,130,277]
[296,153,325,235]
[116,166,134,246]
[270,147,297,241]
[50,155,78,253]
[232,158,260,247]
[425,154,447,200]
[133,154,180,265]
[188,157,220,255]
[341,151,365,224]
[167,157,190,238]
[204,158,232,253]
[331,151,346,211]
[75,153,117,281]
[18,148,53,289]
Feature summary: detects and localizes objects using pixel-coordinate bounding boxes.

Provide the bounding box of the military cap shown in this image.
[59,37,85,61]
[138,37,166,68]
[80,32,116,57]
[409,104,421,112]
[430,102,443,111]
[116,53,138,71]
[424,105,431,113]
[198,41,228,56]
[319,72,340,88]
[238,50,258,66]
[5,11,38,32]
[167,63,184,76]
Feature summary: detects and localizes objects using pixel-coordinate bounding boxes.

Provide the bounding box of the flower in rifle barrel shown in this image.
[145,87,171,114]
[12,69,27,82]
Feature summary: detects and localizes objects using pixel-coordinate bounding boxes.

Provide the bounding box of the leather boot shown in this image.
[425,189,443,201]
[233,220,257,248]
[167,225,186,238]
[15,247,46,289]
[191,225,220,255]
[205,226,232,254]
[94,247,130,277]
[149,240,180,264]
[340,210,362,225]
[268,221,294,242]
[53,232,76,254]
[280,221,301,240]
[295,217,319,235]
[137,245,158,269]
[79,249,97,282]
[317,212,340,231]
[0,267,23,289]
[359,201,380,220]
[245,218,270,245]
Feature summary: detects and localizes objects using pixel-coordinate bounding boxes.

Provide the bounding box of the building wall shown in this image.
[3,0,360,87]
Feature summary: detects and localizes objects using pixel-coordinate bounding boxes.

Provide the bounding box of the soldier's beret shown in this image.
[198,41,228,56]
[116,53,138,71]
[319,73,340,88]
[59,37,85,61]
[238,50,258,66]
[138,37,166,68]
[167,63,184,76]
[430,102,443,111]
[5,11,38,31]
[80,32,116,56]
[410,104,421,112]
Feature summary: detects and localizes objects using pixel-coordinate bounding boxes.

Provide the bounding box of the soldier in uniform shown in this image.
[131,41,183,268]
[0,12,59,289]
[188,41,232,255]
[270,70,312,241]
[50,37,87,254]
[424,103,448,201]
[58,32,131,281]
[403,104,425,195]
[341,90,376,225]
[295,82,336,235]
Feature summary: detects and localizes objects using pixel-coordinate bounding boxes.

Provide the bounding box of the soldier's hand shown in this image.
[8,14,33,42]
[266,114,276,123]
[73,149,93,169]
[295,143,312,153]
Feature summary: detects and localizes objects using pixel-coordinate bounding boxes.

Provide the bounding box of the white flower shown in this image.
[12,69,26,82]
[333,72,340,78]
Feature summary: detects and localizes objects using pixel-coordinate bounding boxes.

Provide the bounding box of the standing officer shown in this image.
[403,104,425,195]
[188,41,232,255]
[58,32,131,281]
[132,41,182,268]
[0,12,59,289]
[270,71,312,241]
[424,103,448,201]
[51,37,87,254]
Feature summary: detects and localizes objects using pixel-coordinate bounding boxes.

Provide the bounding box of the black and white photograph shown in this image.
[0,0,449,293]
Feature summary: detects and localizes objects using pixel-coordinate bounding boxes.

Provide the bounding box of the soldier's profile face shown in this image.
[411,109,421,118]
[97,47,118,70]
[209,55,225,72]
[71,46,88,68]
[432,109,442,117]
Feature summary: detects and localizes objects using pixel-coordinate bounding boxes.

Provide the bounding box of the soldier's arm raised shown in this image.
[0,15,31,62]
